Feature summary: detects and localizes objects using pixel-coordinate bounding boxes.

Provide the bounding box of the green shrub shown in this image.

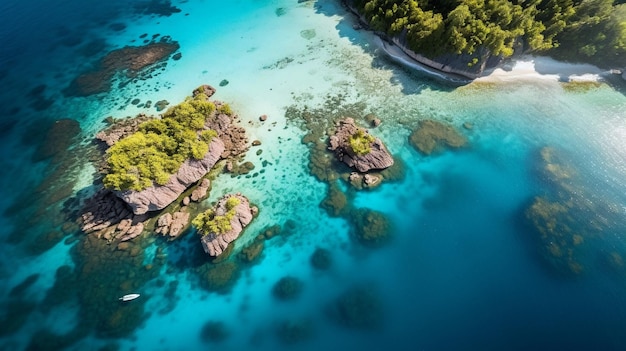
[348,129,375,156]
[103,94,219,191]
[193,197,241,236]
[225,197,241,211]
[216,103,233,116]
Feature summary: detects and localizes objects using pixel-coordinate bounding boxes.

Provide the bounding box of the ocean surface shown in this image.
[1,0,626,350]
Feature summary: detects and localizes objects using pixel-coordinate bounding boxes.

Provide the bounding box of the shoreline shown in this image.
[344,0,619,84]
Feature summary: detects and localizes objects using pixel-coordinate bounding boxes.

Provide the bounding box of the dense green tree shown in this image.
[103,94,220,191]
[351,0,626,67]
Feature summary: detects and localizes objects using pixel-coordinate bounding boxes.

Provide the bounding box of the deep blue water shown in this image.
[2,0,626,350]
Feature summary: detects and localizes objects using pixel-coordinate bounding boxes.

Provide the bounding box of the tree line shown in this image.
[351,0,626,67]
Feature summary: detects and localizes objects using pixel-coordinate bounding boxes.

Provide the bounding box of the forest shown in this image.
[350,0,626,68]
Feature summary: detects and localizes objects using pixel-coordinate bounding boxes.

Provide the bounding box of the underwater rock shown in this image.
[523,146,626,276]
[80,189,133,235]
[349,208,391,247]
[196,193,258,257]
[198,261,239,293]
[310,248,332,270]
[200,321,229,343]
[329,118,394,172]
[34,119,81,162]
[327,285,383,329]
[114,137,225,215]
[272,276,304,301]
[320,181,348,217]
[275,318,314,344]
[238,239,264,263]
[409,119,467,155]
[155,100,170,111]
[66,42,180,96]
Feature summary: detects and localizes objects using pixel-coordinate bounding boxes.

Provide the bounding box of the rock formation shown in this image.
[155,211,190,239]
[95,115,152,147]
[80,190,146,242]
[197,194,258,257]
[328,118,394,172]
[114,137,225,215]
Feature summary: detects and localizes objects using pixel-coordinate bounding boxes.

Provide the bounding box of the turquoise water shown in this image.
[2,0,626,350]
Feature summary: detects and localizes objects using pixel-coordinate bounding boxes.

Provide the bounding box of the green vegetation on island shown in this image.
[103,93,222,191]
[348,129,376,155]
[351,0,626,67]
[193,197,241,235]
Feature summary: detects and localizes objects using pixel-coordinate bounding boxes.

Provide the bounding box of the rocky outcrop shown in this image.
[206,103,249,159]
[329,118,393,172]
[193,84,216,98]
[199,194,258,257]
[80,190,147,242]
[155,210,190,239]
[95,115,152,147]
[114,137,225,215]
[191,178,211,202]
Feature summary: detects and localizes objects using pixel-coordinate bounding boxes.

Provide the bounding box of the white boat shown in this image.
[118,293,141,301]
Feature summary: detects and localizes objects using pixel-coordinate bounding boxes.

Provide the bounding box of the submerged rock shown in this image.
[66,42,180,97]
[275,318,314,344]
[200,321,229,343]
[272,276,304,301]
[409,119,467,155]
[327,285,383,329]
[349,208,391,247]
[310,248,332,270]
[329,118,394,172]
[195,193,258,257]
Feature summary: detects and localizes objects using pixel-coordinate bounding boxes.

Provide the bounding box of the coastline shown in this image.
[343,0,616,84]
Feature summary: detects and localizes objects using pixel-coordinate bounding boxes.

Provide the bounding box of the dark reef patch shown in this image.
[310,247,332,270]
[272,276,304,301]
[326,285,384,330]
[133,0,182,17]
[200,321,229,343]
[9,274,40,298]
[65,41,180,97]
[275,318,314,344]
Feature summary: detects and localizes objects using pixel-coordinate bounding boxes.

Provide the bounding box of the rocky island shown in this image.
[80,85,250,246]
[193,194,258,257]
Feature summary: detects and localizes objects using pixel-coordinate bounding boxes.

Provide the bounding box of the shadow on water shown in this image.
[313,0,463,95]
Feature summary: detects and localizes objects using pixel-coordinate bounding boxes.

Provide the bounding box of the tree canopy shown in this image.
[352,0,626,67]
[103,93,222,191]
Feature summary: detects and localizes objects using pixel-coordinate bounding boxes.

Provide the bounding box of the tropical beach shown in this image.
[1,0,626,350]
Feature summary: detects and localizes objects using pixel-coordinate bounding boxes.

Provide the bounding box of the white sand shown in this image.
[477,55,606,83]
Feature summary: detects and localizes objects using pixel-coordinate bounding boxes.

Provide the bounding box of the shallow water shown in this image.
[1,0,626,350]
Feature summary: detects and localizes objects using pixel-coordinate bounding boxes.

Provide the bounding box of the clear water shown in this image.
[1,0,626,350]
